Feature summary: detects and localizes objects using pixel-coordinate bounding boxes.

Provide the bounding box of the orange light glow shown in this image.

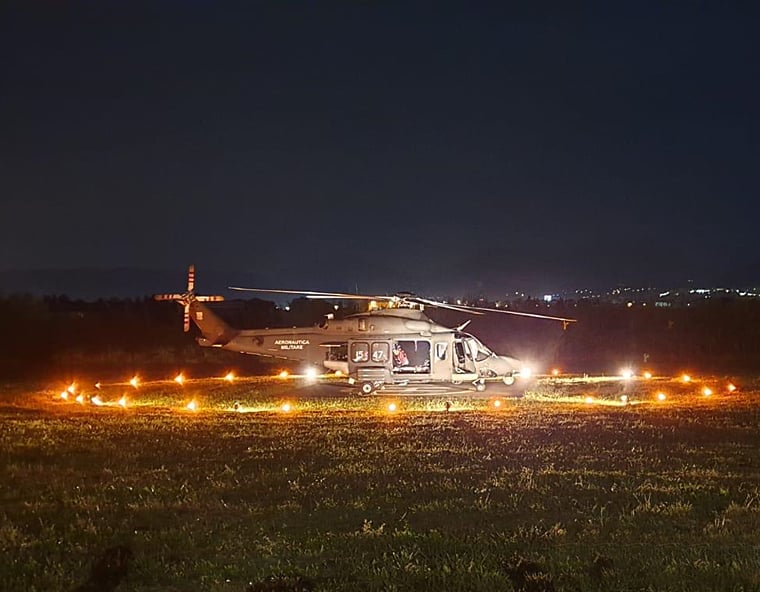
[702,387,713,397]
[727,383,737,393]
[94,382,102,390]
[60,391,69,400]
[551,368,560,376]
[281,402,292,413]
[186,400,197,411]
[493,399,502,408]
[223,372,235,382]
[91,395,104,406]
[585,396,594,404]
[75,394,84,404]
[657,392,667,401]
[174,373,185,385]
[335,370,344,377]
[118,395,127,408]
[620,395,628,404]
[129,376,140,388]
[681,374,691,383]
[643,371,653,379]
[387,402,398,412]
[278,370,289,379]
[67,383,77,394]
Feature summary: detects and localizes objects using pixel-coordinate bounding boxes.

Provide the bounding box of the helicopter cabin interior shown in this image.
[346,335,479,384]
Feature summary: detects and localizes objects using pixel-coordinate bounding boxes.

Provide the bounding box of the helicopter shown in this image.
[155,266,576,394]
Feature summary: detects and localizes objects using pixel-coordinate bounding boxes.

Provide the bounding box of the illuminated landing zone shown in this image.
[21,372,747,416]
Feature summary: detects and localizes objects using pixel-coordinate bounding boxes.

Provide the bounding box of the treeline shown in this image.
[1,295,759,379]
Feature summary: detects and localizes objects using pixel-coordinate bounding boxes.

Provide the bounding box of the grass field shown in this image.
[1,374,760,591]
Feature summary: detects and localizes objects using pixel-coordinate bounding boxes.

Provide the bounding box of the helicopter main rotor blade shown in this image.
[228,286,385,300]
[458,304,576,323]
[413,297,485,315]
[413,296,575,323]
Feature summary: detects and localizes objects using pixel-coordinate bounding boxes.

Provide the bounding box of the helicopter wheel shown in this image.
[359,381,375,395]
[502,375,516,386]
[475,380,486,393]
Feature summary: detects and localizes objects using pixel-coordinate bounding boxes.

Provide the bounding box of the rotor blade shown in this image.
[228,286,384,300]
[187,265,195,292]
[183,304,190,332]
[457,304,577,323]
[197,295,225,302]
[154,293,185,301]
[414,297,576,323]
[413,297,485,315]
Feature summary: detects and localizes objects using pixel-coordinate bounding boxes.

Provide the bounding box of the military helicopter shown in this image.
[155,266,576,394]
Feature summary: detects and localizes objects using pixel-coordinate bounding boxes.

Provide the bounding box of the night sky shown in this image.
[2,2,759,299]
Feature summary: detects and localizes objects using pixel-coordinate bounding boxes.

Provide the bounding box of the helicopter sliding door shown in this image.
[391,340,431,375]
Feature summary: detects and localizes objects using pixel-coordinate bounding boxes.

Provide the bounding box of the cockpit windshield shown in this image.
[458,333,495,362]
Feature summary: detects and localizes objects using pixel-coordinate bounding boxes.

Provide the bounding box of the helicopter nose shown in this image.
[497,355,521,373]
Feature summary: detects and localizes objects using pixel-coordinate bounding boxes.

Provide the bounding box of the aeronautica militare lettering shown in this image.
[274,339,311,350]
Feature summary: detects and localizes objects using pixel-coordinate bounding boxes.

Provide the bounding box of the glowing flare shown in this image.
[643,371,652,380]
[60,391,69,400]
[657,392,667,401]
[585,396,594,404]
[493,399,502,408]
[702,387,713,397]
[727,383,737,393]
[223,372,235,382]
[387,402,398,412]
[551,368,560,376]
[281,402,292,413]
[334,370,343,377]
[305,367,318,380]
[91,395,104,406]
[94,382,102,390]
[520,367,533,378]
[278,370,289,379]
[620,395,628,403]
[75,394,84,404]
[681,374,691,383]
[129,376,140,388]
[621,368,634,380]
[118,396,127,408]
[67,383,77,394]
[174,373,185,385]
[186,400,197,411]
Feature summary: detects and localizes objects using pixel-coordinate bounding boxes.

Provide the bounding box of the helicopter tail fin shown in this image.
[154,265,237,345]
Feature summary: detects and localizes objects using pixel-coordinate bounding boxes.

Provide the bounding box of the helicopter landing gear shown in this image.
[359,381,376,395]
[474,379,486,392]
[502,374,516,386]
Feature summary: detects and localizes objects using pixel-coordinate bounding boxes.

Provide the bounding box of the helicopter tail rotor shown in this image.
[154,265,224,332]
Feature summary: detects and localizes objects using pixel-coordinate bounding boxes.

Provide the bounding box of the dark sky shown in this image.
[2,2,759,298]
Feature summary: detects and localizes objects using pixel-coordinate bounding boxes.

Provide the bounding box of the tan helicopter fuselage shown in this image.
[192,302,522,390]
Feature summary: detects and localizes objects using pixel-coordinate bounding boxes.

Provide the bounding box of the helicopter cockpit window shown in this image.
[371,342,389,363]
[351,342,369,363]
[435,342,447,361]
[464,336,494,362]
[358,318,368,331]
